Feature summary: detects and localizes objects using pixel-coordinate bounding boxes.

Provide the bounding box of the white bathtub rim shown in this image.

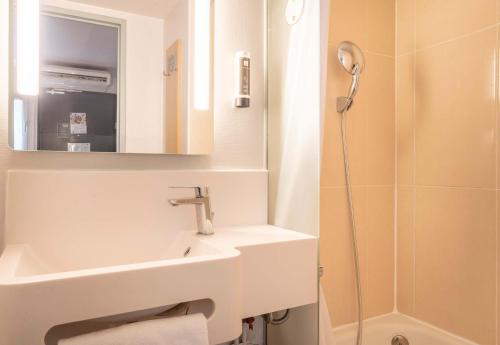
[397,313,478,345]
[331,312,394,334]
[331,312,479,345]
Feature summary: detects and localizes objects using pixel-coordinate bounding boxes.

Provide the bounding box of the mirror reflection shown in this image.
[10,0,214,154]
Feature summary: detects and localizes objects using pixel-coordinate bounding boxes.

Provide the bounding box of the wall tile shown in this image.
[498,0,500,23]
[365,186,395,318]
[497,191,500,345]
[328,0,366,51]
[396,0,415,55]
[320,187,367,327]
[415,28,497,188]
[497,30,500,188]
[397,2,499,343]
[366,0,395,56]
[396,186,414,315]
[397,54,415,186]
[416,0,496,49]
[415,187,496,344]
[322,0,396,329]
[365,53,395,185]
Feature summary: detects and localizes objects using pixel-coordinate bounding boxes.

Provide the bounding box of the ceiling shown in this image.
[68,0,181,19]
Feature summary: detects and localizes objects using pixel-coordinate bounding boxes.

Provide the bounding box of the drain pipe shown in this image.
[264,310,290,345]
[264,309,290,325]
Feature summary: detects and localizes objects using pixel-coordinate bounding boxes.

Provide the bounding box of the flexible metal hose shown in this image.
[340,110,363,345]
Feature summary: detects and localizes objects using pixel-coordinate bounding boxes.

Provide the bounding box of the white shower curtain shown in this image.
[319,286,335,345]
[319,1,333,344]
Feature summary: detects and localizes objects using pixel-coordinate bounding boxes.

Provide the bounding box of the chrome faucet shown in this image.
[168,186,214,235]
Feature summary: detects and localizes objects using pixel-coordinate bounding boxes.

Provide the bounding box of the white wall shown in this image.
[0,0,267,250]
[5,170,267,261]
[42,0,165,154]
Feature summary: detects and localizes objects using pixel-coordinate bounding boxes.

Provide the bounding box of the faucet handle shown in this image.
[169,186,208,198]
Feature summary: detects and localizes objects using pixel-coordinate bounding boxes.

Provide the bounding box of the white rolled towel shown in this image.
[59,313,209,345]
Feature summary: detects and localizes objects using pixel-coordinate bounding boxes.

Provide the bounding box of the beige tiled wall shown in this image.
[396,0,499,344]
[320,0,395,327]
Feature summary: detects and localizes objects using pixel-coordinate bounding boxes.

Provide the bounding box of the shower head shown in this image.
[337,41,365,113]
[338,41,365,76]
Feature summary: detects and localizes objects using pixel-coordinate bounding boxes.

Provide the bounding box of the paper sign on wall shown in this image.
[70,113,87,135]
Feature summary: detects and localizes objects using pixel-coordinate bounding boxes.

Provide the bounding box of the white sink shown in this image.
[0,231,225,277]
[0,225,317,345]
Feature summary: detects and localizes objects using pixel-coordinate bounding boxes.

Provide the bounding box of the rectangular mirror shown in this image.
[9,0,214,154]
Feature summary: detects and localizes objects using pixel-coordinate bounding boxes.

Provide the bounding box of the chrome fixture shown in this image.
[264,309,290,325]
[392,335,410,345]
[336,40,365,345]
[169,186,215,235]
[336,41,365,113]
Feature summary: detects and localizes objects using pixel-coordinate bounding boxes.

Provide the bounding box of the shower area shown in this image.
[320,0,499,345]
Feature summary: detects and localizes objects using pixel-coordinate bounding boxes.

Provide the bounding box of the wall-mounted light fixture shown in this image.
[193,0,210,111]
[16,0,39,96]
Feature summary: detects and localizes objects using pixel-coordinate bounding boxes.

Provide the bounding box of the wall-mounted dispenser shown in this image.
[234,51,251,108]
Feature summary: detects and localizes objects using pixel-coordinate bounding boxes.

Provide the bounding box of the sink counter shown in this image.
[204,225,318,318]
[0,225,318,345]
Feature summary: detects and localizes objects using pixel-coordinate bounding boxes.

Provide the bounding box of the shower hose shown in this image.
[340,110,363,345]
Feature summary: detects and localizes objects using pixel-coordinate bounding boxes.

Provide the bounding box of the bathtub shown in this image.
[331,313,478,345]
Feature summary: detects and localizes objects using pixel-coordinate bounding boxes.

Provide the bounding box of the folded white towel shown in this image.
[58,313,209,345]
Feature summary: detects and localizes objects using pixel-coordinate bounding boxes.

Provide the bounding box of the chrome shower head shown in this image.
[338,41,365,76]
[337,41,365,113]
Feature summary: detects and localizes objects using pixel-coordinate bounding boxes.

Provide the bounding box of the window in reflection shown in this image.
[38,14,120,152]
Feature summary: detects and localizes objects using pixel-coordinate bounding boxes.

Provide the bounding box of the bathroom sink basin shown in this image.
[0,231,241,345]
[0,231,225,278]
[0,225,317,345]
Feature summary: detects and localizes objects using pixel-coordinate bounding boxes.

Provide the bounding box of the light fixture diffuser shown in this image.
[193,0,210,111]
[16,0,40,96]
